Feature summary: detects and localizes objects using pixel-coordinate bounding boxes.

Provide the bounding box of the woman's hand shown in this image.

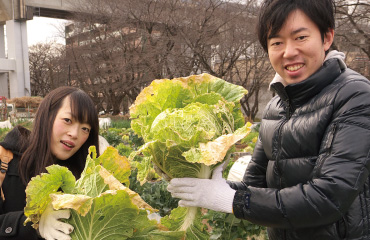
[39,203,74,240]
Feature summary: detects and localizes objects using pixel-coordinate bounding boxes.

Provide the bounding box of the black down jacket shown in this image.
[229,58,370,240]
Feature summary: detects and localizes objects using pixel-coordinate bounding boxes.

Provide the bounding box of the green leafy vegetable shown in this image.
[161,207,209,240]
[129,73,251,239]
[24,146,185,240]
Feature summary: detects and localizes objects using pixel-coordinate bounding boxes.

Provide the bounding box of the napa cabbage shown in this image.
[129,73,251,239]
[24,146,185,240]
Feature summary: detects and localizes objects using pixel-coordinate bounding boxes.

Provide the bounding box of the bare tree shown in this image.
[227,44,274,122]
[66,0,160,114]
[29,42,68,97]
[156,0,259,78]
[65,0,273,119]
[335,0,370,78]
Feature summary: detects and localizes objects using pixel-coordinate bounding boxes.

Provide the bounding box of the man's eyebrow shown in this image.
[268,27,308,40]
[291,27,308,35]
[268,33,279,40]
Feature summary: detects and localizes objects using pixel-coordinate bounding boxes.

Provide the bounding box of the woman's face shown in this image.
[50,96,91,160]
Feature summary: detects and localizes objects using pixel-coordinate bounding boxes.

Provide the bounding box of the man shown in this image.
[167,0,370,239]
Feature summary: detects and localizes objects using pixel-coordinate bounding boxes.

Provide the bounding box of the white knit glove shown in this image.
[167,164,236,213]
[39,203,74,240]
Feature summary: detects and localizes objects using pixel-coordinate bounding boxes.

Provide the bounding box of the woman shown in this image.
[0,87,100,239]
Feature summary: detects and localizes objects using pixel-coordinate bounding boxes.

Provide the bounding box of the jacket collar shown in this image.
[271,58,344,108]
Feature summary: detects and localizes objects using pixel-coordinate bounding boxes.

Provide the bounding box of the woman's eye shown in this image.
[64,118,72,123]
[82,127,90,134]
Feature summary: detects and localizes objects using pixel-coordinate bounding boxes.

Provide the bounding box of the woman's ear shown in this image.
[324,28,334,51]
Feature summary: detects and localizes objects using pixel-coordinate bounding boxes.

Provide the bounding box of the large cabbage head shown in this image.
[129,73,251,240]
[129,73,251,182]
[149,101,234,147]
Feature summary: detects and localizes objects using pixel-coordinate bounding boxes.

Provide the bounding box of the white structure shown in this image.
[0,0,75,98]
[99,117,112,129]
[227,154,251,182]
[0,118,11,129]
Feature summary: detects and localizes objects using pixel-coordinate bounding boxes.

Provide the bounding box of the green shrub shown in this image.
[116,143,132,157]
[129,168,179,217]
[0,128,9,141]
[111,119,131,129]
[99,119,144,150]
[100,129,124,147]
[204,210,268,240]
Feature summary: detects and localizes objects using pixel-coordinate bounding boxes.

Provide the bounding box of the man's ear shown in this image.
[324,28,334,51]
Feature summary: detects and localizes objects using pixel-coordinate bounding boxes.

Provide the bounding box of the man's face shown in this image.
[267,10,334,85]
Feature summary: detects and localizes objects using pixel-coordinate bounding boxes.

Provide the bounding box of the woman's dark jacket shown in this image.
[229,58,370,240]
[0,126,40,239]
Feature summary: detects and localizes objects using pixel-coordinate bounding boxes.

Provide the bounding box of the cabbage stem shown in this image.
[180,206,198,231]
[179,164,211,232]
[198,164,212,179]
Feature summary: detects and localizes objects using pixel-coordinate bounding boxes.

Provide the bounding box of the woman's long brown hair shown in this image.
[19,87,100,184]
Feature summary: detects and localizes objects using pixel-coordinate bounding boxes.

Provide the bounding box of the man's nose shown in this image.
[283,41,298,59]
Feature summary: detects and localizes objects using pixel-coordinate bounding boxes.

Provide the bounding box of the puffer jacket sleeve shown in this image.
[228,137,268,190]
[232,78,370,229]
[0,211,39,239]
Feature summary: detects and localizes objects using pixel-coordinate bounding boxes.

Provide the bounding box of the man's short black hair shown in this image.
[257,0,336,52]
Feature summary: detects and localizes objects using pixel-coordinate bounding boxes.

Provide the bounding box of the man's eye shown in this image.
[271,41,282,46]
[297,36,307,40]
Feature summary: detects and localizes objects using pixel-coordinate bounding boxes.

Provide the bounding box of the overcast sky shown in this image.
[26,17,68,46]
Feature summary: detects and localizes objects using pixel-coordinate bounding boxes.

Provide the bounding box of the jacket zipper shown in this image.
[276,99,292,188]
[285,99,292,119]
[327,123,337,155]
[315,123,338,176]
[272,85,291,240]
[276,122,285,188]
[281,100,292,240]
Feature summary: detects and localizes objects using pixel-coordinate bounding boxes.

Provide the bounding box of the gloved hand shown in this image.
[167,163,236,213]
[39,203,74,240]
